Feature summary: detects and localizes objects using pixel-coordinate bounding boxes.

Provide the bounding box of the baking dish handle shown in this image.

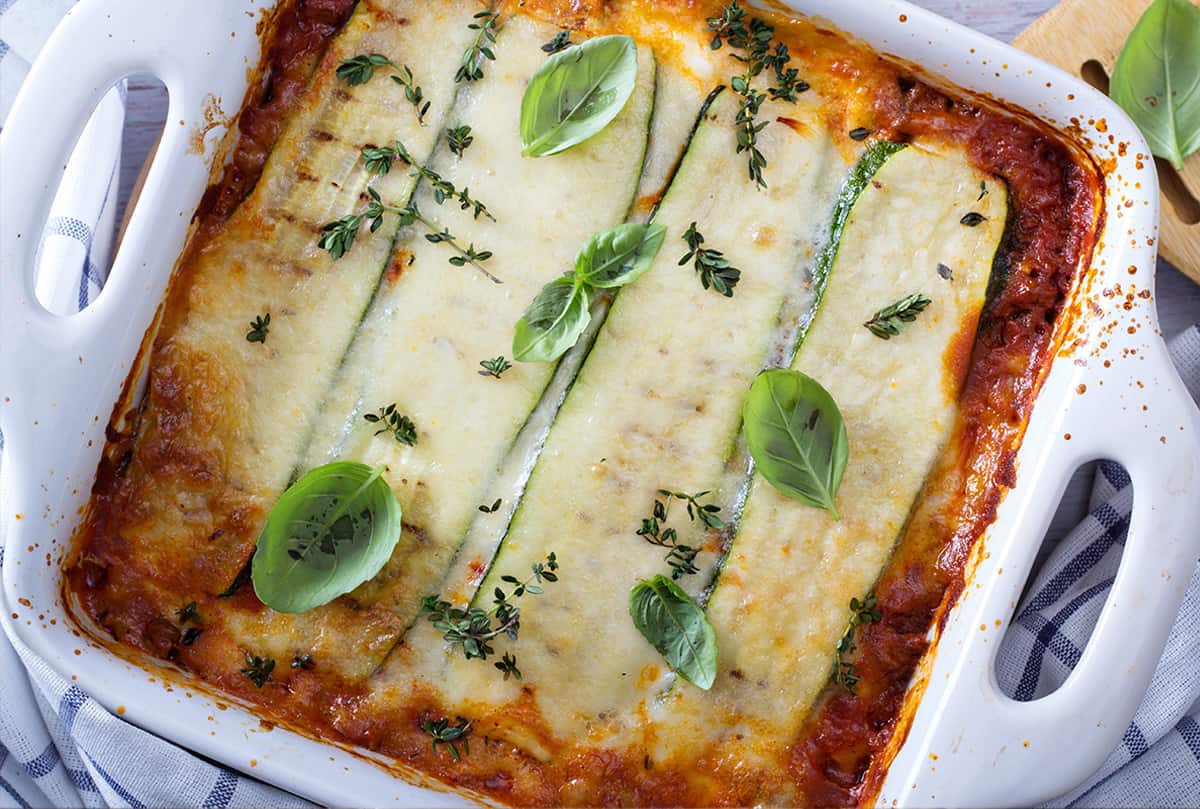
[0,0,262,446]
[883,329,1200,807]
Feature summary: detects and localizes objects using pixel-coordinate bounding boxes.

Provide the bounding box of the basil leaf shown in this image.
[520,34,639,158]
[251,462,402,613]
[575,223,666,288]
[1110,0,1200,170]
[743,369,849,520]
[513,275,591,363]
[629,575,717,690]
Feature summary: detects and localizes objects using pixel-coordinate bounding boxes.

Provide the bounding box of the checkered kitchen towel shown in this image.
[2,2,1200,808]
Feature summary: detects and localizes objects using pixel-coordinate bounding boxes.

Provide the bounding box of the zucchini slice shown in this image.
[249,16,658,659]
[425,87,843,744]
[109,0,483,603]
[684,144,1008,745]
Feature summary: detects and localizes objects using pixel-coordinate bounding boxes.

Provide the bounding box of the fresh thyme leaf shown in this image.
[364,403,418,446]
[521,34,639,158]
[240,652,275,688]
[513,274,591,363]
[960,212,987,227]
[707,1,808,188]
[181,627,203,646]
[630,575,717,690]
[291,654,315,670]
[421,553,558,673]
[977,181,989,201]
[246,313,270,344]
[478,356,512,378]
[848,127,872,141]
[542,29,573,54]
[679,222,741,297]
[637,489,724,579]
[337,54,428,122]
[743,369,848,519]
[250,462,403,614]
[456,10,499,83]
[937,263,954,281]
[832,593,882,693]
[863,293,932,340]
[175,601,202,624]
[422,717,473,761]
[479,498,502,514]
[446,125,474,158]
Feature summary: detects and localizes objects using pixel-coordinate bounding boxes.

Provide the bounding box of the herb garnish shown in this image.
[364,403,418,446]
[514,223,666,363]
[291,654,315,670]
[630,575,718,690]
[679,222,741,297]
[637,490,724,580]
[833,594,882,693]
[960,212,987,227]
[977,181,989,201]
[250,462,403,613]
[241,652,275,688]
[446,125,474,158]
[336,54,429,123]
[542,30,573,53]
[422,717,473,761]
[864,293,932,340]
[937,263,954,281]
[360,141,494,221]
[420,552,558,679]
[320,188,499,283]
[848,127,872,141]
[181,627,202,646]
[478,356,512,378]
[246,313,270,344]
[708,1,809,188]
[743,369,848,519]
[456,10,499,83]
[175,601,201,624]
[520,35,639,157]
[1110,0,1200,170]
[478,498,502,514]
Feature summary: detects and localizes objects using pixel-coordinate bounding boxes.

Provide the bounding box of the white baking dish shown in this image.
[2,0,1199,806]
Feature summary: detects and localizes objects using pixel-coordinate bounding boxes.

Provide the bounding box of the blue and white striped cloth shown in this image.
[2,2,1200,806]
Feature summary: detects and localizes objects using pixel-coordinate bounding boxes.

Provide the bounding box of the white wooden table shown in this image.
[119,0,1199,539]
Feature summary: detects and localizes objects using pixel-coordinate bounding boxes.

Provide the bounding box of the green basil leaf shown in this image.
[743,369,848,520]
[251,462,402,613]
[520,34,639,158]
[574,223,666,288]
[629,574,717,690]
[513,275,591,362]
[1110,0,1200,170]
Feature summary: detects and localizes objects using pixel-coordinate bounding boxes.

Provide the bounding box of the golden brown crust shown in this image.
[66,1,1102,806]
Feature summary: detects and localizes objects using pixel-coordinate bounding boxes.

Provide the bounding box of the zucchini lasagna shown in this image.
[67,0,1102,805]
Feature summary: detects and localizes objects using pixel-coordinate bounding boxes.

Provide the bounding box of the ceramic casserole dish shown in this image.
[2,0,1199,807]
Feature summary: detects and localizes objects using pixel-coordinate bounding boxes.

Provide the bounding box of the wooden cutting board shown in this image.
[1014,0,1200,284]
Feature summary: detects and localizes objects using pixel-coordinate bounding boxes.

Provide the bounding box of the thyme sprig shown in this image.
[246,313,270,344]
[863,293,932,340]
[336,54,429,123]
[478,356,512,378]
[421,717,473,761]
[360,141,494,221]
[456,10,499,83]
[420,552,559,681]
[364,403,418,446]
[446,125,474,158]
[679,222,741,297]
[319,188,500,283]
[637,490,724,580]
[833,594,882,693]
[240,652,275,688]
[708,1,809,189]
